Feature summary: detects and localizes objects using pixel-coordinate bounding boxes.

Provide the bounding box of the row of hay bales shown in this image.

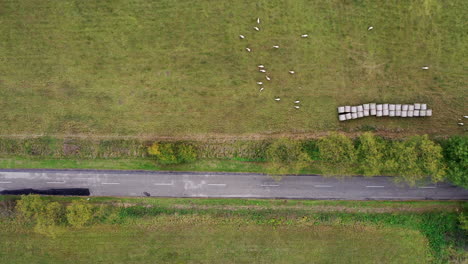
[337,103,432,121]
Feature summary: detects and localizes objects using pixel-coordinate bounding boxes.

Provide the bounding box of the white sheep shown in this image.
[259,87,264,92]
[294,100,300,103]
[239,35,245,39]
[257,18,260,24]
[273,45,279,49]
[257,82,263,85]
[275,98,281,101]
[458,123,464,126]
[254,27,260,31]
[265,76,271,81]
[421,66,429,70]
[294,106,300,109]
[463,116,467,119]
[368,26,373,31]
[289,70,295,74]
[301,34,308,38]
[259,69,266,73]
[258,65,265,68]
[246,48,251,52]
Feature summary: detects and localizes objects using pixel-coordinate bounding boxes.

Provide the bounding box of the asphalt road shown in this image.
[0,169,467,200]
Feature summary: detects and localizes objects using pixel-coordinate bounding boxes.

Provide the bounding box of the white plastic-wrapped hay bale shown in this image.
[376,110,383,117]
[402,104,409,111]
[389,104,395,111]
[346,113,352,119]
[357,105,364,112]
[402,111,408,117]
[363,104,370,110]
[370,103,376,110]
[377,104,383,111]
[420,110,426,117]
[358,111,364,118]
[427,109,432,116]
[338,106,345,113]
[396,104,402,111]
[345,106,351,112]
[364,110,370,116]
[351,106,357,113]
[371,109,377,115]
[408,105,415,111]
[352,113,358,119]
[389,111,395,117]
[421,104,427,110]
[408,110,414,117]
[383,109,389,116]
[414,103,421,110]
[339,114,347,121]
[383,104,389,110]
[395,110,402,116]
[414,110,420,117]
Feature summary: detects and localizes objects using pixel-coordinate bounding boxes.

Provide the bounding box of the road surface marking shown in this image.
[314,185,333,188]
[0,181,12,184]
[261,184,280,187]
[419,186,436,189]
[102,182,120,185]
[207,183,227,187]
[46,181,65,184]
[366,186,385,188]
[153,182,174,186]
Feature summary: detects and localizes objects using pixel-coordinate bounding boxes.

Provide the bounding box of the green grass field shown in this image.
[0,0,466,137]
[0,218,430,264]
[4,197,465,263]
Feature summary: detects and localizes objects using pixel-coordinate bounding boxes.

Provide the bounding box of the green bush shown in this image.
[316,133,358,176]
[147,142,178,164]
[147,142,198,164]
[176,143,198,163]
[66,200,94,227]
[15,194,46,220]
[265,138,310,175]
[442,136,468,188]
[318,133,357,165]
[384,135,445,185]
[36,201,64,226]
[356,133,384,176]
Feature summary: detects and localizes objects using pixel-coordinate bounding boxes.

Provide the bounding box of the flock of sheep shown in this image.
[239,17,307,109]
[238,19,466,126]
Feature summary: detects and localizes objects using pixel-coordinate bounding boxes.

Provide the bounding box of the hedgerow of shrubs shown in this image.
[315,133,447,185]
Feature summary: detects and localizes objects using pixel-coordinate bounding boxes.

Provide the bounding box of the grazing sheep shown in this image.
[368,26,373,30]
[239,35,245,39]
[289,70,295,74]
[266,76,271,81]
[257,18,260,24]
[301,34,308,38]
[421,66,429,70]
[246,47,251,52]
[294,106,300,109]
[464,116,468,119]
[273,45,280,49]
[294,100,300,104]
[259,69,266,73]
[258,65,265,68]
[275,98,281,101]
[257,82,263,85]
[458,123,464,126]
[259,87,264,92]
[253,27,260,31]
